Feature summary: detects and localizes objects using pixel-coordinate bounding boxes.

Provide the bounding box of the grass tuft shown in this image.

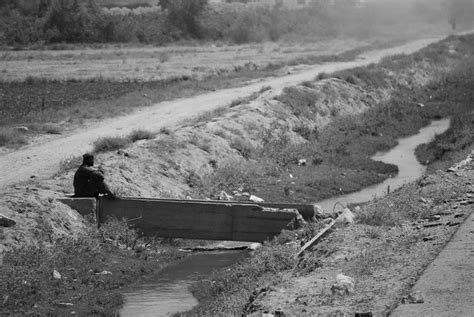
[0,129,28,147]
[93,136,131,153]
[129,129,155,142]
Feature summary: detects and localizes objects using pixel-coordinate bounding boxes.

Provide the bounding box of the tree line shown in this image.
[0,0,472,47]
[0,0,210,45]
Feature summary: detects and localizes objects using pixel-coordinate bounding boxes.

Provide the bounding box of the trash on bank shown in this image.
[331,273,355,295]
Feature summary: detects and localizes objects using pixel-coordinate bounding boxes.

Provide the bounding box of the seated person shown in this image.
[73,153,115,199]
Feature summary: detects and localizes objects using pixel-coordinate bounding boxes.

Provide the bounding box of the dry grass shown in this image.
[129,129,155,142]
[93,129,155,153]
[0,38,368,83]
[0,129,28,147]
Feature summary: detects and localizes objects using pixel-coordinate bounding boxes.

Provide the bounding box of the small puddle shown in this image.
[119,250,248,317]
[317,118,450,211]
[119,118,450,316]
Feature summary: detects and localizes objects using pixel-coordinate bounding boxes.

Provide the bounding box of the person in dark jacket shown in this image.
[73,153,115,198]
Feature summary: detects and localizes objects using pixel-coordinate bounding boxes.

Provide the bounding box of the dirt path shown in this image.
[0,36,451,189]
[391,211,474,317]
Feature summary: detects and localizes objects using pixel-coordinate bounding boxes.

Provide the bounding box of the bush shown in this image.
[129,129,155,142]
[229,137,254,159]
[0,129,28,147]
[276,86,321,117]
[93,136,131,153]
[57,155,83,175]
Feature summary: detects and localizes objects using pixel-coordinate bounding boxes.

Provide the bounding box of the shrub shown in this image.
[42,124,63,134]
[57,155,83,175]
[276,86,320,117]
[0,129,28,147]
[292,123,317,141]
[129,129,155,142]
[301,80,314,88]
[99,217,140,250]
[157,51,170,63]
[317,72,330,80]
[93,136,131,153]
[229,137,254,159]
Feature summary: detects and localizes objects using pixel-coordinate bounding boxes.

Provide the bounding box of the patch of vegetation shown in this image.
[129,129,155,142]
[229,137,255,160]
[416,112,473,168]
[0,218,183,316]
[276,86,321,117]
[287,45,372,67]
[93,135,131,153]
[178,243,297,316]
[0,129,28,147]
[57,155,83,175]
[356,172,467,227]
[334,66,387,88]
[93,128,155,153]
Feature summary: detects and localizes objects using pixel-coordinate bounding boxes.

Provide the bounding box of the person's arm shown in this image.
[83,166,105,181]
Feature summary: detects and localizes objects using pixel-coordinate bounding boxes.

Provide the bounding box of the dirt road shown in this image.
[0,36,452,189]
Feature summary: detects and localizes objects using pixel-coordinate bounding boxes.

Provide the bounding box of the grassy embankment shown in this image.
[415,56,474,173]
[0,217,183,316]
[187,35,474,203]
[175,35,474,316]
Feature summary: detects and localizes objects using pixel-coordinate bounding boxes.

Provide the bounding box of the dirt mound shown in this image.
[0,185,87,252]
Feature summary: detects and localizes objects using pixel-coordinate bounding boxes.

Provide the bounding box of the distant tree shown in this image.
[444,0,474,29]
[44,0,104,42]
[159,0,208,38]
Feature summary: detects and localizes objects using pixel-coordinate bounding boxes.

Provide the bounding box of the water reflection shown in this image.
[120,251,248,317]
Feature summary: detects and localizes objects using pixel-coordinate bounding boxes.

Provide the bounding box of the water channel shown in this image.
[119,118,450,317]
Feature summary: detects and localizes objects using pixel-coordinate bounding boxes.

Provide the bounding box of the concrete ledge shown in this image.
[116,197,316,220]
[98,198,300,242]
[57,198,96,216]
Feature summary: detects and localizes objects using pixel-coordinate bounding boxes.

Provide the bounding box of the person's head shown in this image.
[82,153,94,166]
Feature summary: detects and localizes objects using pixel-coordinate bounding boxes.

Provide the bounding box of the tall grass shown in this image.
[93,129,155,153]
[0,129,28,148]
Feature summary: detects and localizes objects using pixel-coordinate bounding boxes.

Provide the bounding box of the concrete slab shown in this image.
[391,212,474,317]
[98,198,299,242]
[116,197,316,220]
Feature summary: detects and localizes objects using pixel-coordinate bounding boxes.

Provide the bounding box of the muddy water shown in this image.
[317,118,450,212]
[119,251,248,317]
[119,118,450,316]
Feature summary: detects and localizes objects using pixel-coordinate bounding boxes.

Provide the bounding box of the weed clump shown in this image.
[129,129,155,142]
[230,137,255,159]
[93,136,131,153]
[0,218,181,315]
[276,86,320,117]
[0,129,28,147]
[93,129,155,153]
